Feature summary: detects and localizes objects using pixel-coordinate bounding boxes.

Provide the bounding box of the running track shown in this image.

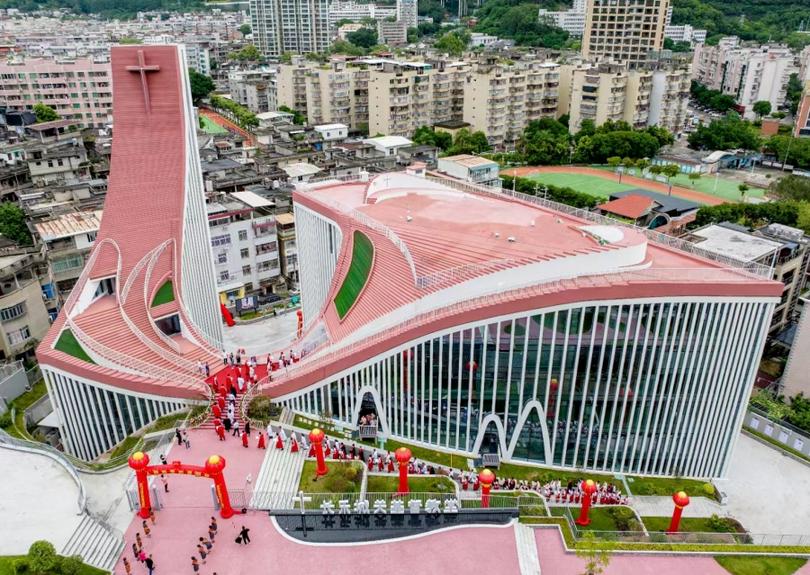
[199,107,256,147]
[503,166,726,206]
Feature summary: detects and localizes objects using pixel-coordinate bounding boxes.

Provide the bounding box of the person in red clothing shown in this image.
[216,425,226,441]
[241,430,249,448]
[257,431,266,449]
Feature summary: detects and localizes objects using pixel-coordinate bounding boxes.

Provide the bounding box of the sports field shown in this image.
[200,114,228,135]
[520,172,639,199]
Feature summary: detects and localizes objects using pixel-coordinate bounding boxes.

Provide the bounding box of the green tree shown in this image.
[278,105,306,125]
[770,175,810,201]
[331,39,365,56]
[347,27,378,49]
[434,30,468,56]
[688,172,702,187]
[33,102,59,123]
[688,112,761,151]
[447,128,490,155]
[27,540,59,575]
[188,68,215,104]
[228,44,262,62]
[575,532,611,575]
[738,183,750,202]
[786,73,804,115]
[118,36,143,44]
[764,135,810,170]
[660,163,681,193]
[635,158,650,173]
[752,100,772,118]
[475,2,569,48]
[239,23,251,36]
[412,126,452,150]
[0,202,32,245]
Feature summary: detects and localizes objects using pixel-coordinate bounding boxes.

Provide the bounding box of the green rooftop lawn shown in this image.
[714,556,807,575]
[54,329,95,364]
[550,505,642,532]
[200,115,228,135]
[151,280,175,307]
[298,460,364,495]
[626,475,711,497]
[366,474,456,494]
[334,231,373,319]
[642,515,742,534]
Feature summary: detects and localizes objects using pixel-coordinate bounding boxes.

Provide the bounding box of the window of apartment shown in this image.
[0,302,26,322]
[217,252,228,264]
[52,255,84,273]
[210,234,231,247]
[6,325,31,346]
[242,265,252,276]
[238,230,248,241]
[219,271,230,282]
[240,248,250,259]
[257,259,279,273]
[256,241,277,255]
[86,232,97,243]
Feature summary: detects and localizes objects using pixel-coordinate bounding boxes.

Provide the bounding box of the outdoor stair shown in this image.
[514,522,541,575]
[61,513,124,573]
[250,434,306,510]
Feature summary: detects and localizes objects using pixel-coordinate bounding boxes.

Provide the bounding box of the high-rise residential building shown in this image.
[795,80,810,138]
[250,0,331,58]
[538,0,587,37]
[463,60,560,150]
[664,24,707,47]
[327,1,397,29]
[396,0,418,29]
[563,62,689,134]
[582,0,670,67]
[0,57,112,128]
[691,39,797,119]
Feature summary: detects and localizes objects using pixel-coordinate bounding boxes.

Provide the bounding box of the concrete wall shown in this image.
[744,408,810,459]
[0,362,29,415]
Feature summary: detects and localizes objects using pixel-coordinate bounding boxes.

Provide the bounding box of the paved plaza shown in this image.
[221,310,299,358]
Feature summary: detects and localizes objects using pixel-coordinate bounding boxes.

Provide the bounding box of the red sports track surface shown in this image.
[502,166,726,206]
[113,428,522,575]
[199,107,256,147]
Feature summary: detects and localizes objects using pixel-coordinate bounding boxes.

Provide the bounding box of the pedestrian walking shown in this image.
[197,544,207,564]
[191,556,200,573]
[160,454,167,465]
[238,526,250,544]
[199,536,212,553]
[244,420,251,436]
[204,362,210,377]
[175,428,182,445]
[131,543,139,560]
[210,517,217,533]
[149,508,156,525]
[122,556,132,575]
[135,532,143,550]
[138,550,147,564]
[232,420,240,437]
[160,474,169,493]
[241,430,249,448]
[208,524,216,542]
[145,554,155,575]
[216,424,226,441]
[183,430,191,449]
[142,520,151,537]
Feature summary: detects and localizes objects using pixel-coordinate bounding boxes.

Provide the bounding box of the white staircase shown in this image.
[514,522,541,575]
[250,444,306,510]
[61,514,124,573]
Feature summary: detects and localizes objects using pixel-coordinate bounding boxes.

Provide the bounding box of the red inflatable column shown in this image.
[575,479,597,526]
[309,428,328,476]
[205,455,235,519]
[667,491,690,534]
[395,447,412,495]
[128,452,152,519]
[479,469,496,508]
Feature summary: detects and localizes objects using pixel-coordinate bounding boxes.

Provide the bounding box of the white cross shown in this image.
[292,490,311,515]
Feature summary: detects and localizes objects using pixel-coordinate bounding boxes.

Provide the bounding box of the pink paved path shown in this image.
[536,527,732,575]
[113,428,522,575]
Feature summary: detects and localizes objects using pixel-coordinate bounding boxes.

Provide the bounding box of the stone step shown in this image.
[250,431,306,510]
[514,522,541,575]
[62,513,124,572]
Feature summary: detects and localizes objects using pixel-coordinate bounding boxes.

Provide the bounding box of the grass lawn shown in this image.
[366,474,456,494]
[0,556,107,575]
[151,280,175,307]
[200,115,228,135]
[550,505,642,532]
[485,461,619,486]
[143,409,189,434]
[334,231,373,319]
[54,329,95,363]
[292,414,345,436]
[297,460,363,494]
[626,475,712,497]
[523,172,637,198]
[108,435,141,460]
[714,556,807,575]
[593,166,767,202]
[642,516,741,533]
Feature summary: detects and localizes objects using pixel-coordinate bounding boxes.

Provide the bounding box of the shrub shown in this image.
[59,556,83,575]
[708,514,734,532]
[27,540,58,574]
[0,411,12,428]
[246,396,281,423]
[607,507,641,531]
[13,558,29,574]
[702,483,715,497]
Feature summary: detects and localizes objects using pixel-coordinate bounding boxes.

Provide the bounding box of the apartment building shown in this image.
[664,24,706,46]
[692,39,797,119]
[582,0,670,67]
[31,209,101,310]
[328,0,396,28]
[795,80,810,138]
[538,0,586,37]
[250,0,331,58]
[377,20,408,46]
[565,63,631,132]
[397,0,418,29]
[229,68,277,114]
[208,190,283,304]
[26,141,89,186]
[648,65,690,134]
[463,60,560,149]
[0,250,52,362]
[275,212,298,290]
[0,57,112,128]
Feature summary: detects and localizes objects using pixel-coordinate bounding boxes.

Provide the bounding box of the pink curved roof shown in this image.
[37,46,218,399]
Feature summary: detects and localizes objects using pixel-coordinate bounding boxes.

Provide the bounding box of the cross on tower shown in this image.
[126,50,161,113]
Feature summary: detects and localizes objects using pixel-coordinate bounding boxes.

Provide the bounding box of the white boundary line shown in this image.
[269,515,518,547]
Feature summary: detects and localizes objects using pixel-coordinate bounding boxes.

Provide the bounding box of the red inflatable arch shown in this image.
[128,452,235,518]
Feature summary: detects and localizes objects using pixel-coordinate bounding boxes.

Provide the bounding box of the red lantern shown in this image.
[204,454,235,519]
[479,468,496,508]
[309,428,328,476]
[395,447,412,495]
[575,479,597,526]
[667,491,690,533]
